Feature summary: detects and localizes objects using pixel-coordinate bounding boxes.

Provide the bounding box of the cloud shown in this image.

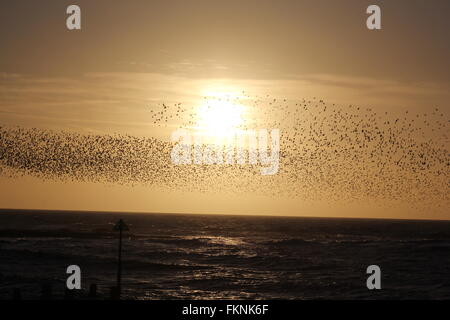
[1,71,448,135]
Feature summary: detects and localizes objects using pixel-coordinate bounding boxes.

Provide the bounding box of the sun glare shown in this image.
[195,93,246,139]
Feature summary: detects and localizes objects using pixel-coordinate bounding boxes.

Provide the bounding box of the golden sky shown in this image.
[0,0,449,219]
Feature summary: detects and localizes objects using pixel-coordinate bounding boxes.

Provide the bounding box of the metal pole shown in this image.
[117,226,122,298]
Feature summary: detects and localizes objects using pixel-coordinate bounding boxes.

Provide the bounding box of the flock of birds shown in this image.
[0,93,448,213]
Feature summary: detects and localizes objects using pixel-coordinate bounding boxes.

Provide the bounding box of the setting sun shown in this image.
[195,96,246,138]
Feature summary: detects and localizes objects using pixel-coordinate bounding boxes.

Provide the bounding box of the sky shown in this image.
[0,0,449,219]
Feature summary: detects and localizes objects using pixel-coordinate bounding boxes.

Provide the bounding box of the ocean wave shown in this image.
[0,229,114,239]
[262,238,314,246]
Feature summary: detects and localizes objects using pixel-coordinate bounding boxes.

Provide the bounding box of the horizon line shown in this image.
[0,208,449,222]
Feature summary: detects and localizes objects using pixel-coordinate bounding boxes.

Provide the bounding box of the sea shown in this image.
[0,211,449,300]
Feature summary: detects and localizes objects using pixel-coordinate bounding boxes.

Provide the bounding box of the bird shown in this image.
[0,94,448,213]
